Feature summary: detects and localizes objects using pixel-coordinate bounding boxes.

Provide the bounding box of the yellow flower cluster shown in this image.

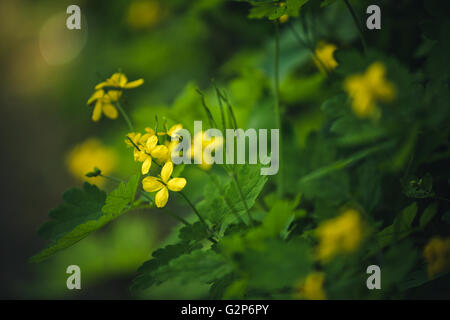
[189,131,224,171]
[424,236,450,278]
[87,72,144,122]
[316,209,364,262]
[313,42,338,73]
[126,124,186,208]
[344,62,395,118]
[294,272,326,300]
[66,138,118,187]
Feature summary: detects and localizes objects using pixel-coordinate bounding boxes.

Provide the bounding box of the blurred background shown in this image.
[1,0,445,299]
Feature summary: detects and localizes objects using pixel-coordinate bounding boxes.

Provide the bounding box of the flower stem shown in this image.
[343,0,367,53]
[274,21,284,197]
[116,100,134,132]
[179,191,213,233]
[231,169,254,226]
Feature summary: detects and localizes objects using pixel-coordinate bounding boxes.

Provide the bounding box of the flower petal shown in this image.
[151,145,169,159]
[145,135,158,151]
[141,157,152,175]
[142,176,164,192]
[124,78,144,89]
[167,178,186,192]
[102,103,118,119]
[160,162,173,183]
[92,101,102,122]
[155,187,169,208]
[168,124,183,138]
[87,90,104,104]
[94,82,108,90]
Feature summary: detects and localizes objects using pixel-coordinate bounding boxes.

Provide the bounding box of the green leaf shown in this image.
[102,174,140,216]
[131,242,202,290]
[286,0,309,17]
[420,201,438,229]
[197,164,268,230]
[31,176,140,263]
[150,250,233,285]
[377,202,418,249]
[179,222,209,242]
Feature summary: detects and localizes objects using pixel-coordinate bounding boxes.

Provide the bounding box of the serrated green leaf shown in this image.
[151,250,233,285]
[31,176,140,263]
[131,242,202,290]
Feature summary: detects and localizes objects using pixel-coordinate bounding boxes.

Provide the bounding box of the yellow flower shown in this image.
[344,62,396,118]
[279,14,289,24]
[95,72,144,91]
[316,209,364,262]
[189,131,224,171]
[142,162,187,208]
[86,89,121,122]
[162,140,181,163]
[158,123,183,139]
[313,42,338,73]
[133,135,169,175]
[127,0,164,30]
[424,236,450,278]
[294,272,326,300]
[125,127,156,148]
[66,138,118,187]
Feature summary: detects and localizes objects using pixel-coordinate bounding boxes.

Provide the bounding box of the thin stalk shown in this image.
[231,169,253,226]
[274,21,284,197]
[116,100,134,132]
[179,191,207,226]
[343,0,367,52]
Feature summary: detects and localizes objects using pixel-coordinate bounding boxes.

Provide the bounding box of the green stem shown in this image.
[343,0,367,53]
[274,21,284,197]
[116,100,134,132]
[231,169,253,226]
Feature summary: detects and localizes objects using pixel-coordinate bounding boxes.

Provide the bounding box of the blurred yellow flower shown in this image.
[142,162,187,208]
[66,138,118,187]
[95,72,144,91]
[316,209,364,262]
[344,62,396,118]
[86,89,120,122]
[424,236,450,278]
[127,0,164,30]
[313,42,338,73]
[294,272,326,300]
[158,123,183,139]
[279,14,289,24]
[189,131,224,171]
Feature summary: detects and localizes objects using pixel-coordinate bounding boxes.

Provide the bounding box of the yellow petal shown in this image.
[145,127,155,135]
[124,78,144,89]
[142,176,164,192]
[110,73,128,87]
[167,178,186,192]
[168,124,183,138]
[102,103,118,119]
[145,135,158,151]
[94,82,108,90]
[92,101,102,122]
[155,187,169,208]
[160,162,173,183]
[87,90,104,104]
[141,157,152,175]
[151,145,169,159]
[106,90,122,101]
